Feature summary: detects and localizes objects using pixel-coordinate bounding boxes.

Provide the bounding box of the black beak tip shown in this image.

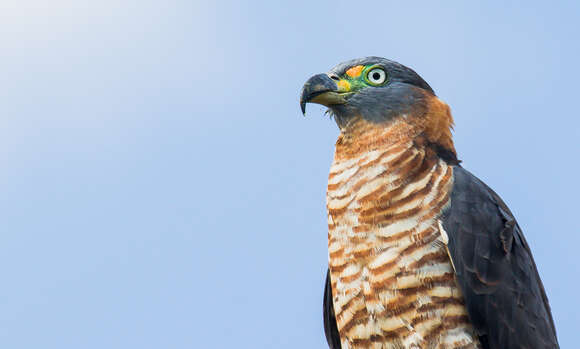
[299,73,337,117]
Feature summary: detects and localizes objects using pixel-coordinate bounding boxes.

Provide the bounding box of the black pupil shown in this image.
[372,72,381,81]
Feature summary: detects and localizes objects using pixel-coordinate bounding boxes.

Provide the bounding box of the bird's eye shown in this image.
[366,68,386,85]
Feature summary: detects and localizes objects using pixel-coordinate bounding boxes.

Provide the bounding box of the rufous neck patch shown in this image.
[345,65,364,78]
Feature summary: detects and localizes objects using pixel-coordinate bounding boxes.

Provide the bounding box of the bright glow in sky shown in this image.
[1,1,578,348]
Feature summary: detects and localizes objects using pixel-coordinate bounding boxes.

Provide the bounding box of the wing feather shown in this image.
[442,166,558,349]
[323,270,341,349]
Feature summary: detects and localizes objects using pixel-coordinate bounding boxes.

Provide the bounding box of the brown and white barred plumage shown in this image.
[327,112,480,348]
[302,57,558,349]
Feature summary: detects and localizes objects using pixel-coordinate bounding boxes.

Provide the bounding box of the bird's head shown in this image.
[300,57,458,162]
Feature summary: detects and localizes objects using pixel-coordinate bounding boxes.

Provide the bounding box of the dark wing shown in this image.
[442,166,559,349]
[323,270,341,349]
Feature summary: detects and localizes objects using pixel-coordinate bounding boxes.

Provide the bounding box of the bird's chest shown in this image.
[326,144,480,348]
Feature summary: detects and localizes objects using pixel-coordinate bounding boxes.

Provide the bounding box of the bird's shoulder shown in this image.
[441,166,559,349]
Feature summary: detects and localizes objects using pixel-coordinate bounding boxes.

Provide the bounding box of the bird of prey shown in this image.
[300,57,558,349]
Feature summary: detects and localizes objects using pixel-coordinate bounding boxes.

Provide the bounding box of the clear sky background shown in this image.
[1,1,578,348]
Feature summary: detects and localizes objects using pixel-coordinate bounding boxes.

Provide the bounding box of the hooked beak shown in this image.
[300,73,351,115]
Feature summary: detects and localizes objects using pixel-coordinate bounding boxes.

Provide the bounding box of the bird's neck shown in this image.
[335,96,458,164]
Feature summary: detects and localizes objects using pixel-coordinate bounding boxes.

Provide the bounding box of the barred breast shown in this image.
[327,119,481,349]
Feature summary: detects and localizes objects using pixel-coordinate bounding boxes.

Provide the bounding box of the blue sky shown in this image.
[1,1,578,348]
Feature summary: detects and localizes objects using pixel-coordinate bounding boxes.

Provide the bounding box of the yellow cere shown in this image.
[337,79,351,92]
[346,65,364,78]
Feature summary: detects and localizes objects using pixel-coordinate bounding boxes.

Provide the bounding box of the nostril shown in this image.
[329,74,340,81]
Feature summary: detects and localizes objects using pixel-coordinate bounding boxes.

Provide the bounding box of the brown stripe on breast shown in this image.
[408,251,450,269]
[329,246,344,259]
[326,118,480,348]
[417,298,465,313]
[339,307,369,334]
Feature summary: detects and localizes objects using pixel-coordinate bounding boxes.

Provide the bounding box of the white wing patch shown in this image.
[438,219,456,273]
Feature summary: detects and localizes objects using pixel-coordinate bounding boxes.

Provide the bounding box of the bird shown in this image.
[299,57,559,349]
